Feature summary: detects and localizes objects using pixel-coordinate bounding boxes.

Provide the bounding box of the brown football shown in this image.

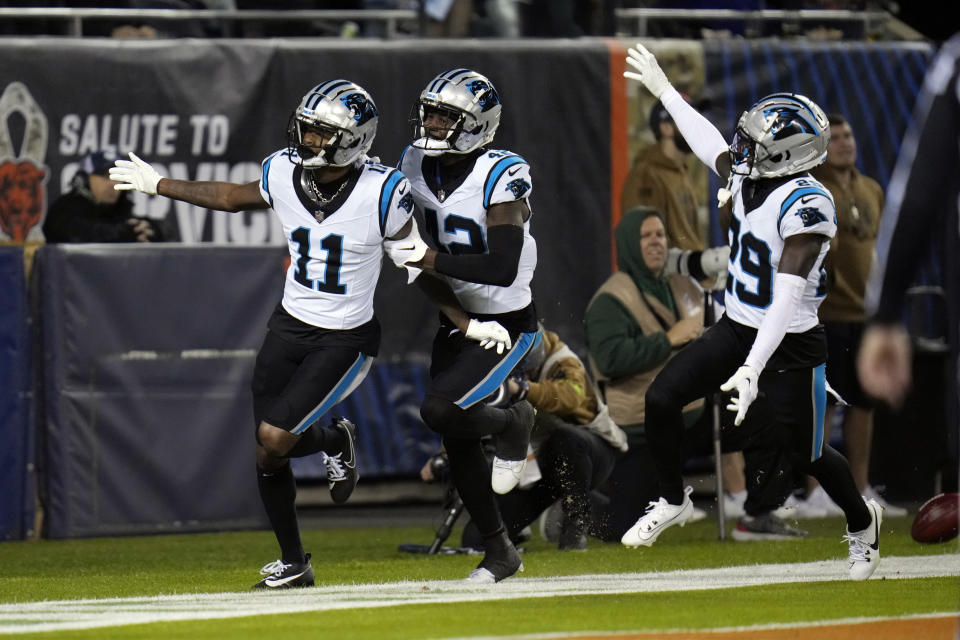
[911,492,960,544]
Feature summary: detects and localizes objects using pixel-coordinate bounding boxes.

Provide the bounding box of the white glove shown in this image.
[720,365,759,426]
[664,247,688,276]
[701,245,730,291]
[700,246,730,278]
[109,152,163,195]
[624,43,672,98]
[465,319,512,355]
[384,220,428,284]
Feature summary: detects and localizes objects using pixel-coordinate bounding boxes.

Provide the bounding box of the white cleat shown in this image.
[845,498,883,581]
[491,456,526,494]
[622,486,694,548]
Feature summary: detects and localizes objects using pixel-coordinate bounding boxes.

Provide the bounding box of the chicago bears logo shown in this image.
[796,206,827,227]
[466,79,500,113]
[341,92,377,125]
[506,178,530,199]
[0,82,49,242]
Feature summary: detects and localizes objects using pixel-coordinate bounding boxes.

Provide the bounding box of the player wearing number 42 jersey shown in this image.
[386,68,541,585]
[109,79,512,590]
[620,45,883,581]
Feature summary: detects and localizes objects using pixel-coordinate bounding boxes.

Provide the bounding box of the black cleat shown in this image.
[465,531,524,584]
[251,553,314,590]
[325,418,358,504]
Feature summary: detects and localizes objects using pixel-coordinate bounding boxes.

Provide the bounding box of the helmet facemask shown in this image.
[287,80,378,169]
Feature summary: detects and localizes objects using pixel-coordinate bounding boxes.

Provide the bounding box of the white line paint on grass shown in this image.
[0,554,956,634]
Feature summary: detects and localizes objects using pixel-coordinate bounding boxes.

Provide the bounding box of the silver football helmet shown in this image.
[411,69,502,156]
[729,93,829,179]
[287,80,378,168]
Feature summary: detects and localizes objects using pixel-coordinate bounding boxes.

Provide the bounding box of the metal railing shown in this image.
[0,8,421,38]
[615,8,892,40]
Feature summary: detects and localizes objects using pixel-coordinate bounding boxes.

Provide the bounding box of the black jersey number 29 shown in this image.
[291,227,346,294]
[726,216,772,307]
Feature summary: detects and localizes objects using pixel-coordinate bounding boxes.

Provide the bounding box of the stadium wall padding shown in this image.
[0,246,34,540]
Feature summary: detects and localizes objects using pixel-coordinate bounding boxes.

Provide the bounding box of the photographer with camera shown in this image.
[421,323,628,551]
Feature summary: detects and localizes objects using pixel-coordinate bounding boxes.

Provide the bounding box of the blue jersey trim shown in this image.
[810,363,827,461]
[261,155,274,208]
[778,186,832,226]
[378,169,404,236]
[456,330,542,409]
[482,155,526,209]
[291,353,368,435]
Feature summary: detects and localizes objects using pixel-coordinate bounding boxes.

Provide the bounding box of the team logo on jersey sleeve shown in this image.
[796,206,827,227]
[399,191,413,213]
[506,178,530,199]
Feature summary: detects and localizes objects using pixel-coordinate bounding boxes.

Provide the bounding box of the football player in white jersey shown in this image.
[389,69,541,583]
[619,45,883,580]
[110,79,511,589]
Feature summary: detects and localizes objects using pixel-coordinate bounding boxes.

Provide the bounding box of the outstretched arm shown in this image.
[110,152,268,212]
[624,44,730,179]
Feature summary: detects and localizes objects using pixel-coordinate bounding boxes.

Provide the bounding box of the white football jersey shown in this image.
[260,150,413,330]
[723,173,837,332]
[399,146,537,315]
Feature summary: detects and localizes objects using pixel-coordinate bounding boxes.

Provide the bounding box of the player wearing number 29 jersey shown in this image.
[621,44,881,582]
[723,172,836,332]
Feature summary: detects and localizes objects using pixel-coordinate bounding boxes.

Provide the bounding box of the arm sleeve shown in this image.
[584,294,672,379]
[432,224,523,286]
[661,87,730,176]
[744,272,807,372]
[868,36,960,323]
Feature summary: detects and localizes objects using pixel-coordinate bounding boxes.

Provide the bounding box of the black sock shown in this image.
[256,462,305,564]
[807,445,871,531]
[287,422,343,459]
[443,436,504,537]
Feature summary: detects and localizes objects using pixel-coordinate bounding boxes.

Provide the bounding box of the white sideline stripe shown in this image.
[443,612,960,640]
[0,554,956,634]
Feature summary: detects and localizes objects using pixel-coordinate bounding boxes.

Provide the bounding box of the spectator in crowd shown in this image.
[42,151,163,243]
[858,32,960,474]
[621,96,748,517]
[396,69,538,584]
[788,113,906,518]
[108,79,510,590]
[584,206,802,542]
[621,44,882,580]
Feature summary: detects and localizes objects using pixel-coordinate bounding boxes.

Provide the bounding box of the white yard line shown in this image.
[0,554,956,634]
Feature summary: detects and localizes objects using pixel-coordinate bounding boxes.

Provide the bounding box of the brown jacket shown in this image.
[621,144,705,251]
[811,164,884,322]
[588,271,704,425]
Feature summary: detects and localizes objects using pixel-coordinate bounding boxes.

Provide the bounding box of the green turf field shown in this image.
[0,514,956,639]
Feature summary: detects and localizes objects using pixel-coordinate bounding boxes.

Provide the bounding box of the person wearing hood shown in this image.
[584,207,802,542]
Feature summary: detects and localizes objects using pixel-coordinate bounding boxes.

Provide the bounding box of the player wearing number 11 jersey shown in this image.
[620,45,883,581]
[109,79,512,590]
